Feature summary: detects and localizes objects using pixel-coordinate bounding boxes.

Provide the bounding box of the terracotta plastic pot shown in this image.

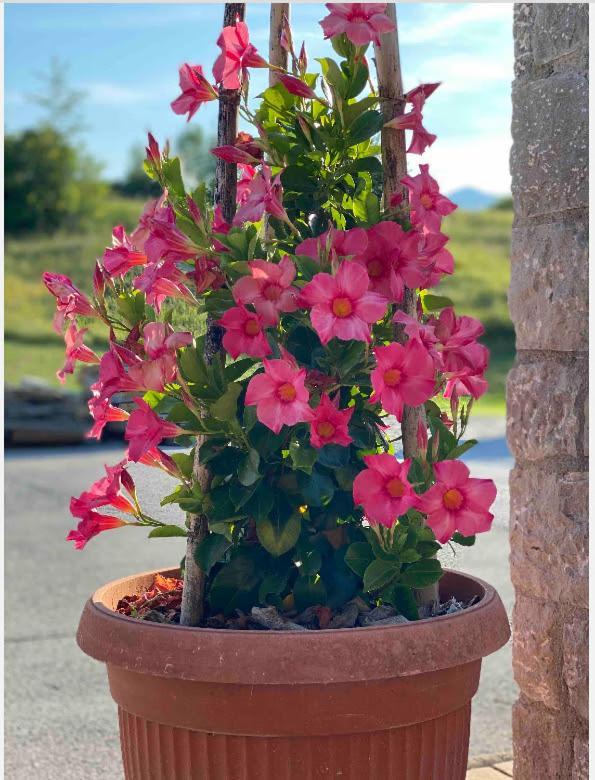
[78,567,509,780]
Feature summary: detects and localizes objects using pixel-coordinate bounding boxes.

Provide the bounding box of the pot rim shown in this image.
[77,567,510,685]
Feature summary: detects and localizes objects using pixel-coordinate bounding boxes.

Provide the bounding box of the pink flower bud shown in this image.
[417,419,428,453]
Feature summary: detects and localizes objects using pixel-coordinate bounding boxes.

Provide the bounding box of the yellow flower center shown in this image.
[367,259,384,278]
[386,477,405,498]
[278,382,297,402]
[244,319,261,337]
[383,368,402,387]
[443,488,464,510]
[263,283,282,301]
[420,193,433,209]
[332,297,353,318]
[317,421,336,439]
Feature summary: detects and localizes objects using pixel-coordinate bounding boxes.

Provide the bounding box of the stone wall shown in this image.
[508,4,588,778]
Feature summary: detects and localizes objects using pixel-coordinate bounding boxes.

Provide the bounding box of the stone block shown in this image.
[511,72,588,219]
[512,595,562,709]
[509,221,588,351]
[509,467,588,607]
[563,613,588,720]
[572,731,589,780]
[506,360,584,461]
[532,4,589,68]
[512,698,571,779]
[513,3,536,80]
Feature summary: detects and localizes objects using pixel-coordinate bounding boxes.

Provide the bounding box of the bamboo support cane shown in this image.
[374,4,438,610]
[180,3,246,627]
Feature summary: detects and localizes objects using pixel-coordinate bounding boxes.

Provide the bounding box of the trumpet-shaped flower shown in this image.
[320,3,395,47]
[125,398,186,462]
[278,73,317,99]
[245,357,313,434]
[102,225,147,278]
[384,105,436,156]
[171,64,218,121]
[296,226,368,263]
[300,262,387,345]
[67,510,129,550]
[232,256,298,325]
[219,305,272,359]
[87,396,129,440]
[309,394,353,449]
[418,460,496,543]
[42,272,97,333]
[401,164,457,232]
[57,323,100,383]
[70,460,136,519]
[233,165,289,226]
[213,21,268,90]
[353,222,425,302]
[371,339,436,421]
[353,454,418,527]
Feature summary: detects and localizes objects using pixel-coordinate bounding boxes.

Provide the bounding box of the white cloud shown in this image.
[81,81,170,106]
[401,3,513,46]
[416,133,512,195]
[415,53,512,95]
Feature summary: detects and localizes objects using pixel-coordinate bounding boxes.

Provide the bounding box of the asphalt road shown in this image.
[5,417,515,779]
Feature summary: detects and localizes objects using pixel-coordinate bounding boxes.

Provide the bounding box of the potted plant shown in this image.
[45,4,509,778]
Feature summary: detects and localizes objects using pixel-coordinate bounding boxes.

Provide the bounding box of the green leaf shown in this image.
[383,583,420,620]
[161,156,185,197]
[179,346,208,385]
[208,553,262,614]
[224,358,257,383]
[293,575,327,610]
[194,533,231,574]
[238,449,261,487]
[399,548,421,564]
[348,110,384,146]
[210,382,242,421]
[289,439,318,474]
[452,532,476,547]
[363,559,398,592]
[243,483,275,520]
[447,439,478,459]
[422,294,454,312]
[259,570,290,604]
[400,558,443,588]
[317,57,347,97]
[171,451,194,479]
[344,541,374,578]
[317,444,350,469]
[297,469,335,507]
[148,525,188,538]
[256,513,301,557]
[116,290,146,327]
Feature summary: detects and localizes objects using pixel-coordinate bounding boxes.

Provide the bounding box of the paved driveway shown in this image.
[5,417,514,778]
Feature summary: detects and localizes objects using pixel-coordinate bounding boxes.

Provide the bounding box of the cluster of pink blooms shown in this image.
[43,4,495,551]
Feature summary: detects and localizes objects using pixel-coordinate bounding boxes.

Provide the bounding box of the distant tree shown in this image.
[493,195,513,210]
[27,57,87,137]
[112,145,161,198]
[5,127,107,234]
[175,126,217,188]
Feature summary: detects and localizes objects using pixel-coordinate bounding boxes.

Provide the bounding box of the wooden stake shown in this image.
[374,4,437,611]
[269,4,289,85]
[180,3,246,627]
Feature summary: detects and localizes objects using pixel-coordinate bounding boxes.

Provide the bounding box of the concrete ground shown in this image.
[5,417,514,779]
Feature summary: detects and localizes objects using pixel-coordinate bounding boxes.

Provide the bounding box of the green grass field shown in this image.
[5,201,513,413]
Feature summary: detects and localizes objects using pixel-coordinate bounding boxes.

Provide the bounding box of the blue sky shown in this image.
[5,3,513,195]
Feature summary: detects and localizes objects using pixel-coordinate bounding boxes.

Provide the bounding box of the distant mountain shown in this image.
[447,188,500,211]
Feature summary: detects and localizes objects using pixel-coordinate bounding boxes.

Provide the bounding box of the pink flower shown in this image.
[417,231,454,288]
[296,226,368,263]
[384,106,436,156]
[87,396,129,440]
[404,82,440,107]
[102,225,147,278]
[320,3,395,47]
[417,418,429,452]
[212,21,268,90]
[125,398,186,462]
[57,323,100,383]
[210,144,260,165]
[219,305,272,359]
[353,454,418,527]
[245,357,313,434]
[137,447,183,480]
[233,165,289,226]
[70,460,136,519]
[130,193,168,249]
[171,64,218,121]
[190,255,225,295]
[371,339,436,421]
[42,272,96,333]
[401,164,457,232]
[143,206,197,265]
[300,262,387,345]
[393,310,441,366]
[232,257,298,326]
[353,222,425,302]
[67,511,129,550]
[145,132,162,169]
[309,394,353,449]
[278,73,317,99]
[237,163,257,205]
[418,460,496,543]
[90,345,145,402]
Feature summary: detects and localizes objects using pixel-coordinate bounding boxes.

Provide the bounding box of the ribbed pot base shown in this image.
[118,704,471,780]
